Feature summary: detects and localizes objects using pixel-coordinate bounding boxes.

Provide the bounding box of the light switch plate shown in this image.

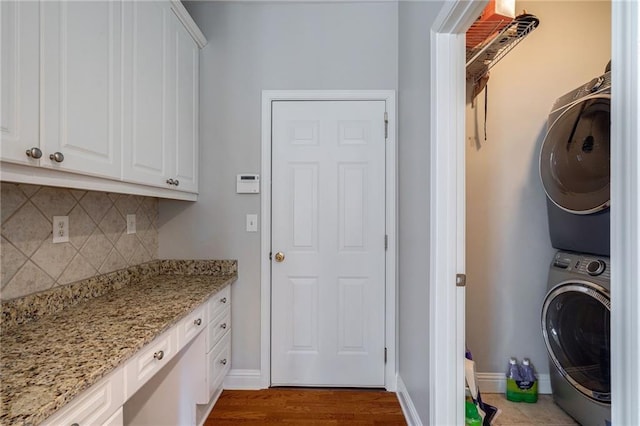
[246,214,258,232]
[127,214,136,234]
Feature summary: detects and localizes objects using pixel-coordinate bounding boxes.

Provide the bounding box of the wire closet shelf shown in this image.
[466,15,539,85]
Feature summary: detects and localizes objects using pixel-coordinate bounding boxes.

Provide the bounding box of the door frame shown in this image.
[430,1,640,425]
[260,90,397,390]
[429,2,486,425]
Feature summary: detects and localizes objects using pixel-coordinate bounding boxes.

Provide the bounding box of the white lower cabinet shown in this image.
[41,288,231,426]
[123,291,231,426]
[42,367,125,426]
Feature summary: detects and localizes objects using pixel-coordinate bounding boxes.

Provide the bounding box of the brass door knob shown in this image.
[274,252,285,262]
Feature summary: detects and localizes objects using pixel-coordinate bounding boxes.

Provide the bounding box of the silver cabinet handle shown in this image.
[25,147,42,159]
[174,179,179,187]
[49,152,64,163]
[194,318,202,326]
[153,350,164,360]
[166,178,175,185]
[220,358,227,365]
[220,297,227,304]
[220,323,227,330]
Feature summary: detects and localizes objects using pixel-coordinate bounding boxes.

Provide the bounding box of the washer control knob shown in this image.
[586,260,606,276]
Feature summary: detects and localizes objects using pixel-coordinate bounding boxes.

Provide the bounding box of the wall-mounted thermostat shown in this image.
[236,174,260,193]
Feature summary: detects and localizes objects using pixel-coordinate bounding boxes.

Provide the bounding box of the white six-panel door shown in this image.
[270,100,387,387]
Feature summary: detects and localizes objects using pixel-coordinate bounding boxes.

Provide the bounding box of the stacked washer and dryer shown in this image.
[539,65,611,426]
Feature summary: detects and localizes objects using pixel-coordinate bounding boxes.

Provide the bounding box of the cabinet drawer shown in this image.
[207,307,230,353]
[207,331,231,400]
[177,304,207,349]
[125,329,177,399]
[101,406,123,426]
[208,286,230,324]
[42,367,124,426]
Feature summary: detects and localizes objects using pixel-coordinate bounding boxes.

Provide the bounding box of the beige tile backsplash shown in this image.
[0,183,158,300]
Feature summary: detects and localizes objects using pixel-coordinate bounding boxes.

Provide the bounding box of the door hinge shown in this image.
[269,252,272,261]
[456,274,466,287]
[384,347,387,364]
[384,112,389,139]
[384,234,388,250]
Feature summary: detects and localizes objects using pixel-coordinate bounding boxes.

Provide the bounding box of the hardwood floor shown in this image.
[205,388,407,425]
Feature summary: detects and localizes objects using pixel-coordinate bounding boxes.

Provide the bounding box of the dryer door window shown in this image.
[540,94,610,214]
[542,282,610,403]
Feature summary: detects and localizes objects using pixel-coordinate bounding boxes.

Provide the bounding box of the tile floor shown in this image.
[481,393,578,425]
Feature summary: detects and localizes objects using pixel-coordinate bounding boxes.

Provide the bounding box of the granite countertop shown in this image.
[0,261,237,426]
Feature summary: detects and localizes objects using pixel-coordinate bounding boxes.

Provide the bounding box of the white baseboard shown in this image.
[476,372,552,394]
[396,375,423,426]
[223,369,263,390]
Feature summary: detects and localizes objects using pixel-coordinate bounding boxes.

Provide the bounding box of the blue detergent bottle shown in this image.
[506,357,523,402]
[519,358,538,403]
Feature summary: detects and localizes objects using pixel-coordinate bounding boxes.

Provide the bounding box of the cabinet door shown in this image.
[172,12,199,193]
[1,1,40,165]
[40,1,122,178]
[122,1,175,189]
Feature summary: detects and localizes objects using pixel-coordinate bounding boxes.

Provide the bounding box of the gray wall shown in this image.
[397,1,443,423]
[465,1,611,375]
[159,1,398,371]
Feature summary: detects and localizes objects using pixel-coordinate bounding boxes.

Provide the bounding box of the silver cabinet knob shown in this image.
[220,358,227,365]
[220,297,227,304]
[220,323,227,330]
[166,178,175,185]
[25,147,42,159]
[194,318,202,326]
[153,350,164,360]
[49,152,64,163]
[71,423,79,426]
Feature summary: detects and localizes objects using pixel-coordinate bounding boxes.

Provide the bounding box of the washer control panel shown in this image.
[552,251,610,280]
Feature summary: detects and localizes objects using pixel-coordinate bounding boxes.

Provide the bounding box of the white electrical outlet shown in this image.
[246,214,258,232]
[52,216,69,243]
[127,214,136,234]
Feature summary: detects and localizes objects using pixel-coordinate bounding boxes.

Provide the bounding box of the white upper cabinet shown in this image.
[172,13,199,193]
[1,1,40,166]
[122,1,173,189]
[1,0,204,199]
[122,2,199,193]
[40,1,122,178]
